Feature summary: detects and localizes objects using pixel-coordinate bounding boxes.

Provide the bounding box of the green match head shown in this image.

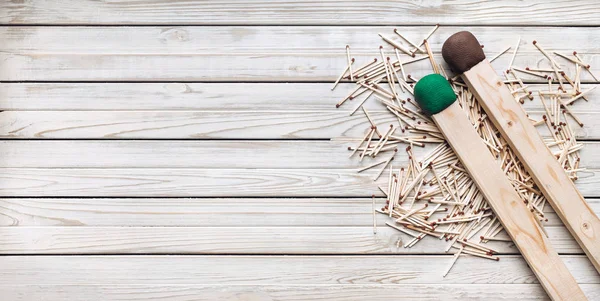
[414,74,457,115]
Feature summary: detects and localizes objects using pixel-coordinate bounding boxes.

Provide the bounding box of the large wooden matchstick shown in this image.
[414,74,586,301]
[442,31,600,274]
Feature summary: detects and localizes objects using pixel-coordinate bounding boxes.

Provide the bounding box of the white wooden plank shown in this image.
[0,225,586,254]
[1,26,598,81]
[1,198,595,227]
[0,141,599,169]
[0,110,597,139]
[0,110,394,139]
[1,83,597,111]
[0,168,378,197]
[0,197,390,227]
[0,83,349,111]
[0,168,598,197]
[0,82,598,138]
[1,51,596,82]
[1,1,599,25]
[0,255,597,285]
[0,140,358,168]
[3,284,599,301]
[3,26,600,54]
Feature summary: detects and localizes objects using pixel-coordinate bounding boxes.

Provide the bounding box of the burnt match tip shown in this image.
[441,31,486,74]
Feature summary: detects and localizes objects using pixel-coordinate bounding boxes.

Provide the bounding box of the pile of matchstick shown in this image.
[332,25,597,276]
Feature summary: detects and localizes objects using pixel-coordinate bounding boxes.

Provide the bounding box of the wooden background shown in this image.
[1,1,600,300]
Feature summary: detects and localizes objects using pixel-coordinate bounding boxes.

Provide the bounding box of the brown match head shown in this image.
[441,31,486,74]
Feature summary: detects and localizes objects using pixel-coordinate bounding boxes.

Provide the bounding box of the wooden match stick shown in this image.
[489,46,511,63]
[414,73,586,300]
[423,40,439,74]
[507,36,520,71]
[346,45,354,81]
[349,128,374,158]
[354,58,378,76]
[372,195,377,234]
[332,64,350,91]
[573,52,599,81]
[442,31,600,276]
[378,33,413,56]
[394,28,425,53]
[410,24,439,55]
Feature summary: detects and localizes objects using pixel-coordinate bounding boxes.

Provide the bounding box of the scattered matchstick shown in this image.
[489,46,511,63]
[346,45,354,81]
[331,27,596,277]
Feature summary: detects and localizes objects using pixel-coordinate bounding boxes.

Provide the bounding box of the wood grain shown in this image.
[0,198,596,227]
[0,168,379,197]
[0,82,597,139]
[3,2,600,299]
[0,110,597,139]
[0,110,398,139]
[0,225,587,254]
[432,102,585,300]
[1,52,596,82]
[0,140,360,168]
[0,140,599,169]
[463,60,600,273]
[1,1,599,25]
[0,255,597,285]
[1,83,597,111]
[1,26,599,81]
[3,26,600,54]
[0,167,597,197]
[2,284,598,301]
